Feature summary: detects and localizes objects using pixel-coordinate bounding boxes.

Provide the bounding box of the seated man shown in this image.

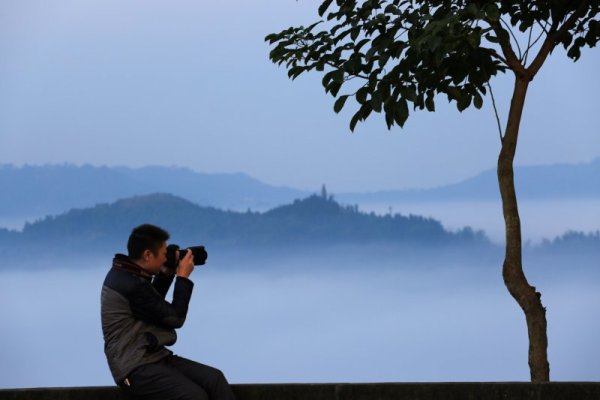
[101,223,235,400]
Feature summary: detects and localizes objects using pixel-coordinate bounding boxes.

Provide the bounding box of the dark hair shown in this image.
[127,224,170,260]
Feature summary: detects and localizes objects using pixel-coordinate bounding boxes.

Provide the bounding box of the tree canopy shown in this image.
[266,0,599,131]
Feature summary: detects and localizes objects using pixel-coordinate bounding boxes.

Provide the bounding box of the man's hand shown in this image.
[176,249,195,278]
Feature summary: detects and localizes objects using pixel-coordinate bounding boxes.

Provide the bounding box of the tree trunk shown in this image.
[498,75,550,382]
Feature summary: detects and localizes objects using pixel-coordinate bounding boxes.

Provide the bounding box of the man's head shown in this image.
[127,224,170,274]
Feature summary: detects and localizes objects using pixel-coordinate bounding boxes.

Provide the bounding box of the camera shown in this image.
[165,244,207,270]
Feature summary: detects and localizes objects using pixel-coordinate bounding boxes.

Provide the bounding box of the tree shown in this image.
[265,0,599,382]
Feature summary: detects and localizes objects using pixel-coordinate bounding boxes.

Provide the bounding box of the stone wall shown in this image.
[2,382,600,400]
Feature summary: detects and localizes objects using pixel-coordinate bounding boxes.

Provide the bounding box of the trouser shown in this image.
[120,354,236,400]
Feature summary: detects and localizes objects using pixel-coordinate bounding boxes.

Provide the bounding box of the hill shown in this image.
[1,193,597,270]
[0,192,490,264]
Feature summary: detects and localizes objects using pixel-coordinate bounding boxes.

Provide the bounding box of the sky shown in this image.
[1,0,599,192]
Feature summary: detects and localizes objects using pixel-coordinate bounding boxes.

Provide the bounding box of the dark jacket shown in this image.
[101,254,194,384]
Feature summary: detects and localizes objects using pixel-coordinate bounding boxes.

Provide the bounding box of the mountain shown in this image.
[0,164,307,220]
[1,159,598,227]
[337,158,600,204]
[0,193,491,263]
[1,193,596,270]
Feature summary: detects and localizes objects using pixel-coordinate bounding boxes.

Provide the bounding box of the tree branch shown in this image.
[500,17,523,60]
[486,19,528,78]
[523,26,534,65]
[527,0,590,76]
[536,20,550,35]
[487,82,504,143]
[523,27,546,64]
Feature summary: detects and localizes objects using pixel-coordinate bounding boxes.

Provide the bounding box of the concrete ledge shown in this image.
[1,382,600,400]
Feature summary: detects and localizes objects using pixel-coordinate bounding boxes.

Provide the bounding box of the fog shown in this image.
[359,198,600,244]
[1,248,598,389]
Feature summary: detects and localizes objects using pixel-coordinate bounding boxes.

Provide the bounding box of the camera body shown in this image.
[165,244,207,270]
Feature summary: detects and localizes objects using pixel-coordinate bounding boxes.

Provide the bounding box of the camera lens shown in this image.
[179,246,207,266]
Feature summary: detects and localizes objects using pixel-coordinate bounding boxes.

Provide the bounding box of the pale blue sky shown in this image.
[1,0,599,192]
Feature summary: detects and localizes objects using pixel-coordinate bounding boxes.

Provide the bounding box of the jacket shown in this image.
[100,253,194,383]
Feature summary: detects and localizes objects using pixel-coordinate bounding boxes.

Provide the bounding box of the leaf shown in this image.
[457,92,472,112]
[585,20,600,47]
[384,4,400,15]
[306,21,323,32]
[473,92,483,109]
[446,86,461,101]
[393,99,409,127]
[466,3,479,18]
[518,20,531,33]
[371,90,383,112]
[485,33,499,43]
[332,69,344,83]
[351,27,360,41]
[585,29,598,47]
[425,96,435,112]
[350,111,361,132]
[329,81,342,96]
[378,81,391,102]
[384,109,394,129]
[401,87,417,103]
[590,19,600,35]
[467,33,480,48]
[318,0,334,17]
[561,33,573,50]
[355,38,371,52]
[359,102,373,120]
[378,52,390,67]
[288,66,304,80]
[356,87,369,104]
[567,45,581,60]
[322,70,337,87]
[264,33,278,44]
[484,3,500,21]
[334,95,349,113]
[567,37,586,61]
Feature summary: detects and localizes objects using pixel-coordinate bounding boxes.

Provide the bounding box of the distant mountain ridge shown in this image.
[337,158,600,204]
[0,159,598,226]
[0,164,307,220]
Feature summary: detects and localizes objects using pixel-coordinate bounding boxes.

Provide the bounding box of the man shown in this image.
[101,223,236,400]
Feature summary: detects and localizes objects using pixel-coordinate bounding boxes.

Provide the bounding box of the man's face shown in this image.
[143,242,167,274]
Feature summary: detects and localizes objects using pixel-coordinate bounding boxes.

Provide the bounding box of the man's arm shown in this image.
[129,249,196,329]
[152,269,176,298]
[152,247,195,298]
[129,276,194,329]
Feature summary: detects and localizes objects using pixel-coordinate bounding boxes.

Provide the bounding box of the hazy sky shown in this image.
[1,1,599,191]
